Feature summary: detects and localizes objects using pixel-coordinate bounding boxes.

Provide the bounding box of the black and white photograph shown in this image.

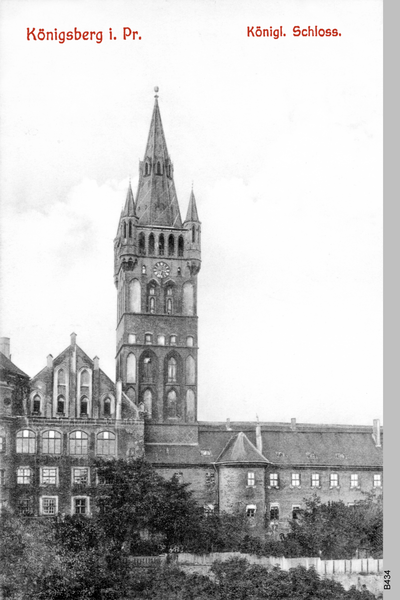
[0,1,383,598]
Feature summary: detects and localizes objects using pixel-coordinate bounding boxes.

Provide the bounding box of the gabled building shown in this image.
[0,91,383,532]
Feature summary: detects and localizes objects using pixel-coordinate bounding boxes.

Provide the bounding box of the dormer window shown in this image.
[145,162,150,175]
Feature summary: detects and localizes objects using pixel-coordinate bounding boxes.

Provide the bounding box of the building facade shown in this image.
[0,92,383,532]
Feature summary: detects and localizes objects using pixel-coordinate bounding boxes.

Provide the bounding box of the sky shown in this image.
[0,0,382,425]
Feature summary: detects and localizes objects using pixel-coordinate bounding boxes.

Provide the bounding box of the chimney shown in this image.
[290,418,297,431]
[0,337,11,359]
[47,354,53,369]
[93,356,100,370]
[70,332,77,346]
[372,419,381,447]
[256,424,263,454]
[226,418,232,431]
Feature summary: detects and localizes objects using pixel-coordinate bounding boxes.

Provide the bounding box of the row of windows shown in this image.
[247,472,382,489]
[123,231,186,257]
[128,333,194,347]
[126,353,196,385]
[15,430,116,455]
[143,160,172,178]
[16,466,93,486]
[32,395,113,418]
[17,495,90,516]
[122,279,195,317]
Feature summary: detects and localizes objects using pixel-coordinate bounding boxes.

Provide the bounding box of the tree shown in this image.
[93,457,203,552]
[282,493,383,559]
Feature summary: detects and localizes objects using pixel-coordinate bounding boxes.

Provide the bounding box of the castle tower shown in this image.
[114,89,201,426]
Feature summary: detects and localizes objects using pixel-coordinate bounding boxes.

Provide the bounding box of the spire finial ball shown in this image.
[154,86,159,93]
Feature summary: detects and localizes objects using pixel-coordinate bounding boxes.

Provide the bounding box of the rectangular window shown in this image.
[246,504,256,518]
[247,471,255,486]
[269,473,279,487]
[291,473,300,487]
[17,467,31,485]
[311,474,320,487]
[42,431,62,454]
[41,496,58,515]
[174,472,183,483]
[373,474,382,487]
[270,504,279,520]
[204,503,214,515]
[18,497,33,516]
[73,497,88,515]
[72,467,89,486]
[350,474,359,488]
[40,468,58,486]
[205,471,215,485]
[330,473,339,487]
[292,505,301,519]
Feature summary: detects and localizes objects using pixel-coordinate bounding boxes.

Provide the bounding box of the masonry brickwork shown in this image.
[0,92,382,534]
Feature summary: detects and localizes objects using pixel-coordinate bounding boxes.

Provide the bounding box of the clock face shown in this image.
[153,261,170,279]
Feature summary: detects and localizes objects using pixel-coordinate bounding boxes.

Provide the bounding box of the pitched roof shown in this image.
[135,95,182,228]
[144,421,383,468]
[0,351,29,378]
[216,431,270,464]
[184,189,200,223]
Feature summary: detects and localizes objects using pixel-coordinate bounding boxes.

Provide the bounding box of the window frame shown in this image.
[40,467,59,487]
[97,431,116,456]
[40,496,58,516]
[69,430,89,456]
[329,473,339,488]
[42,430,62,455]
[246,504,256,518]
[269,503,279,521]
[72,467,90,486]
[269,473,279,488]
[72,495,90,516]
[350,473,359,488]
[16,430,36,454]
[311,473,321,488]
[17,466,32,485]
[291,473,301,487]
[373,473,382,488]
[247,471,255,487]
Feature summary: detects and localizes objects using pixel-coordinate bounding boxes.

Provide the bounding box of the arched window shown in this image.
[148,233,155,255]
[186,336,194,347]
[192,226,195,243]
[157,335,165,345]
[32,394,41,414]
[126,387,135,402]
[140,352,158,384]
[167,357,177,383]
[167,390,177,418]
[186,390,195,422]
[186,356,195,385]
[104,397,111,417]
[57,395,65,415]
[157,161,161,175]
[129,221,132,238]
[143,389,152,417]
[80,397,88,416]
[178,235,184,257]
[129,279,141,313]
[127,353,136,383]
[42,430,62,454]
[168,235,175,256]
[148,284,156,314]
[70,431,88,455]
[58,369,65,384]
[183,282,194,316]
[165,286,173,315]
[145,162,149,175]
[97,431,116,456]
[123,222,127,238]
[138,232,146,255]
[158,234,165,256]
[81,370,90,387]
[16,430,36,454]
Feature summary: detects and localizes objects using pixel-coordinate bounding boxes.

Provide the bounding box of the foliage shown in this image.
[282,492,383,559]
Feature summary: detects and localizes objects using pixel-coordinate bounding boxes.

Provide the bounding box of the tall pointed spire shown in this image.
[135,88,182,227]
[122,180,136,217]
[185,188,200,223]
